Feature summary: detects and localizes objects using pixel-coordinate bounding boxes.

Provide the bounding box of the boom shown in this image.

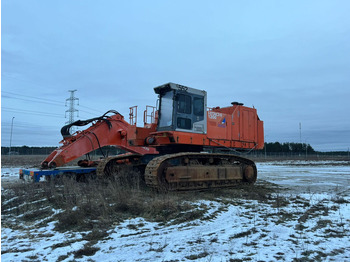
[41,111,157,169]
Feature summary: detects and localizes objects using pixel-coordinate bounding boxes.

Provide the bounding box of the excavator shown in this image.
[21,83,264,191]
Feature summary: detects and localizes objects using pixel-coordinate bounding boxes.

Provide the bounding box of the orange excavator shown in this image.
[32,83,264,190]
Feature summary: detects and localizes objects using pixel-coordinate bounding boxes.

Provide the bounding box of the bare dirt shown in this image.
[2,155,46,168]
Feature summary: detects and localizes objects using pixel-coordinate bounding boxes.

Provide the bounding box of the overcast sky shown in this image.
[2,0,350,151]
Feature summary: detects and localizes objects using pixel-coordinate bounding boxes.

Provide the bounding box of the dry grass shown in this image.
[2,155,49,167]
[1,154,281,245]
[1,168,280,244]
[2,173,198,240]
[1,154,86,168]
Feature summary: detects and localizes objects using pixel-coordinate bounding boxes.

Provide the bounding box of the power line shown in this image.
[1,121,59,128]
[2,107,64,118]
[3,90,104,115]
[79,109,99,115]
[2,94,64,107]
[78,104,105,114]
[2,107,63,116]
[2,108,100,122]
[2,91,64,104]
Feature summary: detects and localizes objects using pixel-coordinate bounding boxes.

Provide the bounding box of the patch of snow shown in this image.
[84,193,350,262]
[257,162,350,193]
[1,221,88,262]
[2,161,350,261]
[1,167,22,179]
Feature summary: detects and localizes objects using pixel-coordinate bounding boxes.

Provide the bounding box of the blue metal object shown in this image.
[19,166,97,182]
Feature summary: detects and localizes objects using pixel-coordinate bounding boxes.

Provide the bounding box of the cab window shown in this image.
[177,117,191,129]
[158,91,173,127]
[177,94,191,114]
[193,97,204,116]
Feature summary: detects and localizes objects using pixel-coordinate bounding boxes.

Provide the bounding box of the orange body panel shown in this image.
[207,104,264,149]
[150,104,264,150]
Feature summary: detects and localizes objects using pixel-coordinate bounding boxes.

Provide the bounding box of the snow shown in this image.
[2,160,350,261]
[1,167,22,181]
[2,222,88,262]
[3,195,349,261]
[257,161,350,193]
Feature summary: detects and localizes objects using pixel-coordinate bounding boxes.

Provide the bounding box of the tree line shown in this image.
[261,142,315,153]
[1,146,124,156]
[2,143,348,155]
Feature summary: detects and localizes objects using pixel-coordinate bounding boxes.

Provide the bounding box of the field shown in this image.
[1,155,350,261]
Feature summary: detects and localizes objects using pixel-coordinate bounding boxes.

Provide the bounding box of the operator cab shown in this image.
[154,83,207,134]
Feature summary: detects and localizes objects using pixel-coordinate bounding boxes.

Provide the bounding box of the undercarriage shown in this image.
[96,152,257,191]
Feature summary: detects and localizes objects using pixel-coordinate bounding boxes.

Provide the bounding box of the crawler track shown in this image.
[96,154,145,184]
[144,153,257,191]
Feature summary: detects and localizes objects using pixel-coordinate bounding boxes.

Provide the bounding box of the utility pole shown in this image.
[299,122,302,144]
[65,90,79,133]
[9,117,15,155]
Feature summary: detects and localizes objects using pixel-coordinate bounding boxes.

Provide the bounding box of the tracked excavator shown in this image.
[23,83,264,191]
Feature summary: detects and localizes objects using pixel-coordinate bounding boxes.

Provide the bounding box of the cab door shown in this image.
[175,92,192,130]
[174,92,205,133]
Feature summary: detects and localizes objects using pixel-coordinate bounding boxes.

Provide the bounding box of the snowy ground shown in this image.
[2,160,350,262]
[257,161,350,194]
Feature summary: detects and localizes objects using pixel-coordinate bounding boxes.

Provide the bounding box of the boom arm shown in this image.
[41,111,157,168]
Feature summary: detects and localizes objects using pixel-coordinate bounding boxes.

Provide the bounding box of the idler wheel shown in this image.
[243,165,257,183]
[157,161,171,191]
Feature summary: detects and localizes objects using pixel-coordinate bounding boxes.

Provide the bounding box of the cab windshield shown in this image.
[158,91,173,128]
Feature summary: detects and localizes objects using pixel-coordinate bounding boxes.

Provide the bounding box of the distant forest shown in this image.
[2,143,349,155]
[260,142,315,153]
[1,146,124,156]
[256,142,349,156]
